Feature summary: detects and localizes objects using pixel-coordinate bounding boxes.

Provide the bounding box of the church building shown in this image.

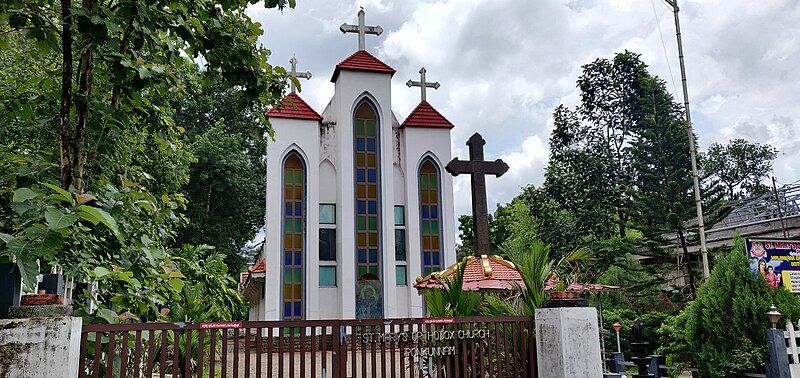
[241,10,457,320]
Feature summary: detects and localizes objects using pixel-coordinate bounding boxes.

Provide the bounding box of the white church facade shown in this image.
[241,10,457,321]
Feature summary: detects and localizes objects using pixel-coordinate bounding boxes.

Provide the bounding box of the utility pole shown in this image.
[664,0,710,278]
[773,176,789,238]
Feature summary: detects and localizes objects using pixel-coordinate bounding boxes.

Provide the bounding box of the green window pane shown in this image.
[395,265,407,286]
[294,267,302,282]
[431,220,439,233]
[357,217,366,231]
[284,268,293,284]
[319,204,336,224]
[319,266,336,287]
[356,122,365,136]
[295,219,303,233]
[358,266,368,277]
[368,266,378,275]
[284,218,293,232]
[366,120,376,137]
[368,217,377,231]
[394,206,405,226]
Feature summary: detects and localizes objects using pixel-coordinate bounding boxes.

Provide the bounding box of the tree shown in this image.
[0,0,293,320]
[702,139,778,199]
[682,238,800,377]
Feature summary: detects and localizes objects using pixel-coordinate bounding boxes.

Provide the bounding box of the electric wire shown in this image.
[652,0,680,97]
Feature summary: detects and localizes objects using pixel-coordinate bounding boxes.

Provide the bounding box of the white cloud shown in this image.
[250,0,800,221]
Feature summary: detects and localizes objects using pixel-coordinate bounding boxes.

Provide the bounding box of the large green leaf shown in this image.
[12,187,38,203]
[41,182,74,205]
[44,207,79,230]
[17,257,39,290]
[77,205,122,242]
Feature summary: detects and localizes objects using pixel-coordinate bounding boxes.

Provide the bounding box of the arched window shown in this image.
[419,159,442,276]
[354,100,382,319]
[282,153,305,320]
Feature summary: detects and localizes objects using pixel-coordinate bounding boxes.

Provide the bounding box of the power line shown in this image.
[651,0,680,97]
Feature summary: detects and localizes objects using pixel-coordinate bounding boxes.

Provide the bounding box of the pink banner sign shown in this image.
[422,317,455,325]
[199,321,243,329]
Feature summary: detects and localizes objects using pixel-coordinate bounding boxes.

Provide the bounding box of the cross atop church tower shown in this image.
[288,57,311,93]
[340,9,383,51]
[406,67,440,102]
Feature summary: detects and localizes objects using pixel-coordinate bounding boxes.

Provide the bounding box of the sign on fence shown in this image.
[747,238,800,292]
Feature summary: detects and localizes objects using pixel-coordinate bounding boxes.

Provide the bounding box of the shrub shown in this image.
[683,237,800,377]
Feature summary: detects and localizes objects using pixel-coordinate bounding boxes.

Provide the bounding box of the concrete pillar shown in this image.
[535,307,603,378]
[0,317,82,378]
[766,328,790,378]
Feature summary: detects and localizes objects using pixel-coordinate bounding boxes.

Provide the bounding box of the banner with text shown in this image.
[747,238,800,293]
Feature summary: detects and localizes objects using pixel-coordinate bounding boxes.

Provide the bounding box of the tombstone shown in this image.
[38,273,64,295]
[0,263,21,318]
[630,319,656,378]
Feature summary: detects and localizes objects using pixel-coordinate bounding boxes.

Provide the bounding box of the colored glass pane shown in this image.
[282,153,304,320]
[354,102,382,319]
[396,265,407,286]
[319,266,336,287]
[419,160,443,276]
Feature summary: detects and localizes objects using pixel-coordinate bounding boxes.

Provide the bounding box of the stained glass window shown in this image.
[354,101,383,319]
[419,159,442,276]
[282,153,304,320]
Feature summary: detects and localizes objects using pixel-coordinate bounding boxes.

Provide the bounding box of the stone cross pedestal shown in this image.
[535,307,603,378]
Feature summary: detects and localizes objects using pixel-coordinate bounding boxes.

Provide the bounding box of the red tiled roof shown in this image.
[249,259,266,273]
[401,101,454,129]
[331,50,396,82]
[266,92,323,121]
[414,255,620,293]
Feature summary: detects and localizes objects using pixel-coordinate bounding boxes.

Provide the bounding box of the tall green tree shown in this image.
[702,139,778,199]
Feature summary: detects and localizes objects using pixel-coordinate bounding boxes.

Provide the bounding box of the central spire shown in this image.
[340,9,383,51]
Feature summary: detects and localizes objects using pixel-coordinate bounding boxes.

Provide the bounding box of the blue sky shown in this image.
[247,0,800,224]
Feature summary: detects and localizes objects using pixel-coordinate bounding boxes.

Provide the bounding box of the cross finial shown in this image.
[406,67,440,102]
[340,9,383,51]
[288,57,312,93]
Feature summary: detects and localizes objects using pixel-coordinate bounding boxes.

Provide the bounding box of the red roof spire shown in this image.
[266,92,323,121]
[401,101,454,129]
[331,50,396,82]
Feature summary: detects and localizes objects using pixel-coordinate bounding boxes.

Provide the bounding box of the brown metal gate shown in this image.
[78,316,536,377]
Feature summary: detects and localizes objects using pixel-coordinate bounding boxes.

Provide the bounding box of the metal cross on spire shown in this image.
[406,68,440,102]
[445,133,509,257]
[340,8,383,51]
[288,57,311,93]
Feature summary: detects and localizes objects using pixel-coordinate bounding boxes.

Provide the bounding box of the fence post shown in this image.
[766,324,790,378]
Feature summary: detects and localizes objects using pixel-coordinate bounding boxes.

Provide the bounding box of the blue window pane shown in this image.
[424,252,431,266]
[295,202,303,216]
[368,201,376,215]
[367,139,376,152]
[358,249,367,263]
[395,265,407,286]
[356,138,365,151]
[357,200,366,214]
[284,251,292,266]
[284,303,291,317]
[422,205,429,219]
[294,251,302,265]
[369,249,378,263]
[431,206,438,219]
[285,203,292,216]
[433,252,440,266]
[357,169,366,182]
[294,302,301,317]
[367,169,376,183]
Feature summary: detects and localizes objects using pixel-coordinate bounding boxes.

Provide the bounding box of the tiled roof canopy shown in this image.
[266,92,323,121]
[331,50,396,82]
[401,101,454,129]
[414,255,620,293]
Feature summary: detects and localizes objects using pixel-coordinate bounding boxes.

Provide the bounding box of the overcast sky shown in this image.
[248,0,800,222]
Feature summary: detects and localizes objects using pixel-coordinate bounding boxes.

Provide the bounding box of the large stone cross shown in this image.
[288,57,311,93]
[406,68,440,102]
[340,9,383,51]
[446,133,509,256]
